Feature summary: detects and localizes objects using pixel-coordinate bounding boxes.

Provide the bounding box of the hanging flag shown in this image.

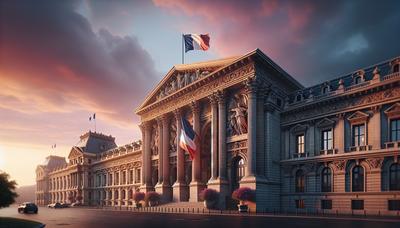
[179,117,197,160]
[183,34,210,52]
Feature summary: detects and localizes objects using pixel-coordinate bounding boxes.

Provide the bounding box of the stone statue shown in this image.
[170,80,177,93]
[228,93,248,135]
[177,73,184,89]
[184,72,190,86]
[169,122,177,153]
[151,126,159,155]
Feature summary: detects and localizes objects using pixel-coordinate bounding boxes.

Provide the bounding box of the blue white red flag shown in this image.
[183,34,210,52]
[179,117,197,160]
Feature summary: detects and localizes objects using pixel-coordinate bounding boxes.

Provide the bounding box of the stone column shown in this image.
[140,121,153,192]
[189,101,205,202]
[207,90,229,209]
[217,91,227,180]
[157,118,163,184]
[162,114,172,201]
[243,78,257,179]
[172,109,188,201]
[208,94,219,181]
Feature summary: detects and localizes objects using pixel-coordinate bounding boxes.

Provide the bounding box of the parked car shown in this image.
[60,203,70,208]
[48,202,62,208]
[18,202,38,214]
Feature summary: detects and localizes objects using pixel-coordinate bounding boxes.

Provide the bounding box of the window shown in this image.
[388,200,400,211]
[352,124,365,146]
[295,169,305,192]
[129,170,134,184]
[321,129,333,150]
[352,165,364,192]
[321,200,332,209]
[296,134,305,154]
[394,64,399,73]
[135,169,141,183]
[296,94,302,102]
[295,199,305,209]
[237,158,245,181]
[390,119,400,142]
[122,171,126,185]
[389,163,400,191]
[351,200,364,210]
[321,167,332,192]
[115,172,119,185]
[322,86,329,94]
[354,76,362,84]
[108,173,112,186]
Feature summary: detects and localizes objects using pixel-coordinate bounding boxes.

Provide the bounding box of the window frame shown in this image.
[295,169,305,193]
[321,167,332,192]
[389,163,400,191]
[352,124,366,147]
[296,134,305,154]
[390,118,400,142]
[351,165,365,192]
[321,129,333,151]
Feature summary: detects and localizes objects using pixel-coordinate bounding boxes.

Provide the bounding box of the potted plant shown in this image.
[133,192,145,208]
[232,187,255,212]
[145,191,160,207]
[200,188,219,209]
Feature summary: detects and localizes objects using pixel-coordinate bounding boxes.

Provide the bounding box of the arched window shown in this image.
[321,167,332,192]
[296,94,302,102]
[389,163,400,190]
[352,165,364,192]
[295,169,305,192]
[322,86,329,94]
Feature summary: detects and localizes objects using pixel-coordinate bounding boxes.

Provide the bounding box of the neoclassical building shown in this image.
[37,49,400,214]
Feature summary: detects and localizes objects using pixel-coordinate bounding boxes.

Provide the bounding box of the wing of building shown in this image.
[36,49,400,214]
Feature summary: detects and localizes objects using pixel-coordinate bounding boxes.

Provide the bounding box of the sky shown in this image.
[0,0,400,186]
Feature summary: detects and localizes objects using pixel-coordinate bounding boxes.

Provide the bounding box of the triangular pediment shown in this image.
[347,111,369,123]
[137,57,238,110]
[290,124,308,133]
[384,103,400,117]
[68,146,83,160]
[316,118,335,128]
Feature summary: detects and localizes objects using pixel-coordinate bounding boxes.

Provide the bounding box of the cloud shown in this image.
[153,0,400,85]
[0,0,158,127]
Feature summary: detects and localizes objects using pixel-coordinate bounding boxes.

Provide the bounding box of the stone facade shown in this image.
[36,49,400,214]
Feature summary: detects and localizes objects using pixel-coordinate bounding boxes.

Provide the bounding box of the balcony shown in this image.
[384,141,400,149]
[383,72,400,81]
[319,148,338,156]
[348,145,372,152]
[292,152,309,159]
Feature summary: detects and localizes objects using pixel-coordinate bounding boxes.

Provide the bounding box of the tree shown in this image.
[0,171,18,208]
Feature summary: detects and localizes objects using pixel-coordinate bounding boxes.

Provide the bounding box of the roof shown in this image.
[75,131,117,154]
[136,49,303,113]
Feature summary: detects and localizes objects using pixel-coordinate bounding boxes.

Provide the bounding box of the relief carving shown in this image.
[365,158,383,169]
[169,121,177,154]
[150,125,159,155]
[228,93,248,136]
[332,159,346,171]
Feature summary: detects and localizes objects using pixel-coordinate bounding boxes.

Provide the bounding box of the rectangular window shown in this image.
[351,200,364,210]
[130,170,134,184]
[122,171,126,185]
[295,199,305,209]
[391,119,400,142]
[135,169,141,183]
[108,173,112,186]
[115,172,119,185]
[352,124,365,146]
[388,200,400,211]
[321,129,333,150]
[296,134,305,154]
[321,200,332,209]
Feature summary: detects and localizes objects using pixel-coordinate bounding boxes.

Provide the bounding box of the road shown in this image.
[0,205,399,228]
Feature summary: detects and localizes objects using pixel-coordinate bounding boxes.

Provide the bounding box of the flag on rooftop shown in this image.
[183,34,210,52]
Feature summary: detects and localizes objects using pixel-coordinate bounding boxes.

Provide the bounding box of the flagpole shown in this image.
[182,33,184,64]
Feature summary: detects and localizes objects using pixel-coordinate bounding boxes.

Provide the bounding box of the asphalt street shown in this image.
[1,205,399,228]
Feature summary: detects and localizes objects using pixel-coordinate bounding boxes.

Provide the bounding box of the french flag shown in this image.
[183,34,210,53]
[179,117,197,160]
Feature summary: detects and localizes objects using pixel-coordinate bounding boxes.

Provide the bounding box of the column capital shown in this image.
[161,113,171,126]
[215,90,226,104]
[245,77,259,95]
[173,108,182,119]
[208,94,218,106]
[190,100,200,113]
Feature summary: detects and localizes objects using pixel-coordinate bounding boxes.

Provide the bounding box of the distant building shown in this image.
[36,49,400,214]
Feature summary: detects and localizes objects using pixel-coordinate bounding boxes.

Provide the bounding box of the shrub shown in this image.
[76,195,83,202]
[200,188,219,202]
[145,191,160,202]
[232,187,255,202]
[133,192,145,203]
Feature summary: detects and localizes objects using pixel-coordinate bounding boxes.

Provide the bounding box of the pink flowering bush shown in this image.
[232,187,256,202]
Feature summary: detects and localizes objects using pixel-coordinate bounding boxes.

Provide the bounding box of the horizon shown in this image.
[1,0,400,187]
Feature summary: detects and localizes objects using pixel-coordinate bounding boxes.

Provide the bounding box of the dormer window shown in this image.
[393,64,399,73]
[354,76,362,84]
[296,94,302,102]
[322,86,329,94]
